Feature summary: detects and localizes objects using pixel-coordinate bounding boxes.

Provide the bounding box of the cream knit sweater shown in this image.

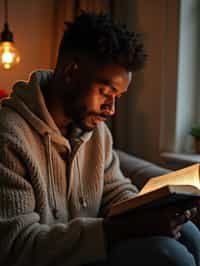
[0,70,138,266]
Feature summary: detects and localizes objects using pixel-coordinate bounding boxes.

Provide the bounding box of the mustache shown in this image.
[87,112,110,119]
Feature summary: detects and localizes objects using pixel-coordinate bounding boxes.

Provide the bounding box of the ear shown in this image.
[64,62,79,84]
[64,62,78,75]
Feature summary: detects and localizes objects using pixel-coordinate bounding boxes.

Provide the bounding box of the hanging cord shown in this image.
[2,0,13,43]
[76,156,87,208]
[4,0,8,24]
[45,133,58,216]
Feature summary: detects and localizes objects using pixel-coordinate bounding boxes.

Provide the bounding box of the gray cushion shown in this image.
[116,150,170,189]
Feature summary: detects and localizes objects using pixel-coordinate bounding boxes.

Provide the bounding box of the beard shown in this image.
[61,81,110,131]
[67,105,107,132]
[69,105,94,132]
[63,96,109,132]
[62,91,99,132]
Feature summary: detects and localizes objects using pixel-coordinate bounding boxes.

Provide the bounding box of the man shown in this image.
[0,11,200,266]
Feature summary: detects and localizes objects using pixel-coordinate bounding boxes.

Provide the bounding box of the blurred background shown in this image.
[0,0,200,167]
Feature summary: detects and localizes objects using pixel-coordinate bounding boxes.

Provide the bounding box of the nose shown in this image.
[103,97,115,116]
[108,100,115,116]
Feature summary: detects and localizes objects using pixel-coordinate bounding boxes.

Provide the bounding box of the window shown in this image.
[161,0,200,154]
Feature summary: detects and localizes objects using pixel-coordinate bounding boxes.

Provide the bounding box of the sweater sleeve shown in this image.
[0,140,107,266]
[99,125,138,217]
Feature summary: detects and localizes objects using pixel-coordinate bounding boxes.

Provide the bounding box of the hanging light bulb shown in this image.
[0,0,20,70]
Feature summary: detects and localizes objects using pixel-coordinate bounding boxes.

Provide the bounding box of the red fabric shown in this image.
[0,89,9,98]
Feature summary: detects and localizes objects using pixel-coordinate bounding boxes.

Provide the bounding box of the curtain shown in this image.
[50,0,111,67]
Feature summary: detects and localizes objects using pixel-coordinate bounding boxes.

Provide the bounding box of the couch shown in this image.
[117,150,170,189]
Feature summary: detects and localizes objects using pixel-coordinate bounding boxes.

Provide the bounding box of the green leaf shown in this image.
[190,125,200,137]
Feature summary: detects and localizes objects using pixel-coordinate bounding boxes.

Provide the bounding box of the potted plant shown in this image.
[190,125,200,153]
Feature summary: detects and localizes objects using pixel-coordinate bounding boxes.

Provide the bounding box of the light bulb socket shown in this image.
[1,23,14,42]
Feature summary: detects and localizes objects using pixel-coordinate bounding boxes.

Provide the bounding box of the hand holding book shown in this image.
[103,200,199,251]
[103,164,200,250]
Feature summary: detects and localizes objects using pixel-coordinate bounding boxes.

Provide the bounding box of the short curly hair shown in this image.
[57,11,146,71]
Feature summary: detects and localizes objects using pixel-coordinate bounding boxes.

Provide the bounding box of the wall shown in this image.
[0,0,54,92]
[113,0,179,166]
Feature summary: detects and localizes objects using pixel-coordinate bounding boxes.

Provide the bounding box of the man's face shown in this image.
[61,61,132,131]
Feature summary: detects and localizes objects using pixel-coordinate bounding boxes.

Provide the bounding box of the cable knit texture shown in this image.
[0,70,138,266]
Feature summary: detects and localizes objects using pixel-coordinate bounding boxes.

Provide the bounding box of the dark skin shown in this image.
[42,55,199,248]
[43,56,129,135]
[104,203,198,249]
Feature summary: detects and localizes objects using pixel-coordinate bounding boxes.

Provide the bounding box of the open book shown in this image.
[109,164,200,216]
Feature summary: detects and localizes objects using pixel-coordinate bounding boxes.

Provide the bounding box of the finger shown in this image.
[172,213,186,226]
[172,224,182,240]
[189,207,198,218]
[174,231,181,240]
[175,207,197,225]
[183,208,197,221]
[166,224,182,239]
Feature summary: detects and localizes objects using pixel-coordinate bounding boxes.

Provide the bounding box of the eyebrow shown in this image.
[95,78,118,93]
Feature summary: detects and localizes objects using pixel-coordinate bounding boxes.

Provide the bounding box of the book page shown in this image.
[138,164,200,196]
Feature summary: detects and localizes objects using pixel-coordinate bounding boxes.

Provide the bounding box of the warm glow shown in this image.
[0,41,20,70]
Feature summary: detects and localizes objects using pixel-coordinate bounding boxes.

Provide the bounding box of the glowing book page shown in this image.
[139,164,200,196]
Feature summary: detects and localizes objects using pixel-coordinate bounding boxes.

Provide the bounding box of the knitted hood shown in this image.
[2,70,93,150]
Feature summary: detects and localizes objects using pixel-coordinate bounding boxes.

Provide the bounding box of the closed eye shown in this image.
[99,87,125,100]
[99,88,111,98]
